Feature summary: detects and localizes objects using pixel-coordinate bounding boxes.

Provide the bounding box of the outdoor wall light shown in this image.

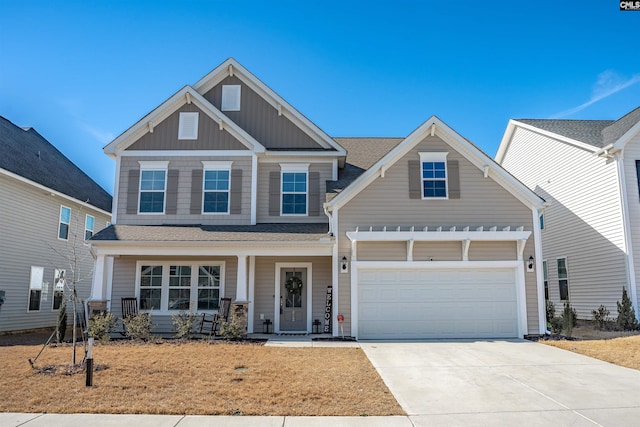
[340,256,349,273]
[527,256,535,272]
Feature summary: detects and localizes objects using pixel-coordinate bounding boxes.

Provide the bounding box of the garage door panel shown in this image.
[358,267,519,339]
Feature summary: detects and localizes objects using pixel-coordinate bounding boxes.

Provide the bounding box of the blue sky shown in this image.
[1,1,639,195]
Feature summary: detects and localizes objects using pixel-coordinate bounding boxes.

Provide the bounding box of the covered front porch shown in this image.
[88,224,336,336]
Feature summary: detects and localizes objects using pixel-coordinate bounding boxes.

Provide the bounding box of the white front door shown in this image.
[280,268,307,331]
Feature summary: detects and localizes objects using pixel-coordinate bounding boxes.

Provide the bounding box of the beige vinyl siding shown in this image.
[111,256,237,334]
[501,126,626,318]
[251,256,332,332]
[256,162,332,223]
[0,174,110,332]
[413,242,462,261]
[127,103,248,151]
[622,131,640,308]
[203,76,326,150]
[117,156,252,225]
[337,135,540,335]
[469,242,517,261]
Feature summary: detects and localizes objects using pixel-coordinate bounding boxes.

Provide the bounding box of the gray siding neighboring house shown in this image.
[89,58,545,339]
[496,107,640,319]
[0,116,112,333]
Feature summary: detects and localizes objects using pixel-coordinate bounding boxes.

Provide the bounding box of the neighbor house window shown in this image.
[281,164,309,215]
[136,262,224,312]
[221,85,241,111]
[542,260,548,300]
[139,265,163,310]
[58,206,71,240]
[419,152,448,199]
[53,269,65,310]
[138,161,169,214]
[28,266,44,311]
[557,257,569,300]
[538,210,545,230]
[178,112,199,140]
[202,161,232,214]
[85,215,95,240]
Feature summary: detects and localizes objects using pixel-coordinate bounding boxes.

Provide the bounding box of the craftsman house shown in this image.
[89,59,545,339]
[496,107,640,319]
[0,116,112,333]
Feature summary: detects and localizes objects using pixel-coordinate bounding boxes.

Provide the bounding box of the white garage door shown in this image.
[358,267,519,339]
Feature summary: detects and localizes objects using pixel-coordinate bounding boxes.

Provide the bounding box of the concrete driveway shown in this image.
[361,339,640,427]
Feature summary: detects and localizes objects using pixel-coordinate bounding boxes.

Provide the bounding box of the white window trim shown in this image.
[85,214,95,240]
[28,266,44,312]
[137,161,169,215]
[419,152,449,200]
[58,205,71,241]
[221,85,241,111]
[134,261,225,315]
[280,163,310,216]
[202,161,233,215]
[178,112,199,140]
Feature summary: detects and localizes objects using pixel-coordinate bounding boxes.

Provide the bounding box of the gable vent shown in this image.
[178,112,199,140]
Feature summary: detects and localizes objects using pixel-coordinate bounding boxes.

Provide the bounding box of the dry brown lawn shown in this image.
[542,321,640,371]
[0,340,403,416]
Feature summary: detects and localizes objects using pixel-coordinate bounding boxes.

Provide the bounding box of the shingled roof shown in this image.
[326,137,403,201]
[516,106,640,149]
[0,116,112,212]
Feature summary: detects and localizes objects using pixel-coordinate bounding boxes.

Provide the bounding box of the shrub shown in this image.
[88,312,118,342]
[591,305,610,330]
[220,317,246,340]
[560,302,577,337]
[616,288,639,331]
[171,310,200,339]
[549,317,563,334]
[55,300,67,343]
[546,300,555,324]
[122,313,154,341]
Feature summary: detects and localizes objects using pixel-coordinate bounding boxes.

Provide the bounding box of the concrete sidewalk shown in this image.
[1,413,412,427]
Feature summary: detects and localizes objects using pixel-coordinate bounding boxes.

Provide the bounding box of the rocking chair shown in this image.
[120,297,138,336]
[200,297,232,336]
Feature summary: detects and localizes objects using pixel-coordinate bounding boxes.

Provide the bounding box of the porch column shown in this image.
[236,255,248,302]
[90,254,106,301]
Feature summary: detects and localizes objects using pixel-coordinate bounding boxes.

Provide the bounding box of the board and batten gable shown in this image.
[621,129,640,314]
[500,125,626,318]
[336,135,540,335]
[202,75,326,150]
[0,173,110,332]
[116,156,252,225]
[126,103,249,152]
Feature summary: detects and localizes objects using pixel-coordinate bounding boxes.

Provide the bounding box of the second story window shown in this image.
[202,161,232,214]
[85,215,95,240]
[419,152,448,199]
[138,161,169,214]
[281,164,309,215]
[58,206,71,240]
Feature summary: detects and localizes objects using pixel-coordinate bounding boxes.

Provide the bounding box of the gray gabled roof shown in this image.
[326,137,403,201]
[517,106,640,149]
[0,116,112,212]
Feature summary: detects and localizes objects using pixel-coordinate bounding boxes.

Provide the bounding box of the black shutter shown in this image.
[190,169,203,214]
[269,171,281,216]
[230,169,243,214]
[126,169,140,214]
[165,169,179,215]
[308,171,320,216]
[408,160,421,199]
[447,160,460,199]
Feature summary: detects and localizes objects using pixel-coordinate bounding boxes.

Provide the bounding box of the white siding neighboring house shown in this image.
[0,117,112,333]
[496,106,640,319]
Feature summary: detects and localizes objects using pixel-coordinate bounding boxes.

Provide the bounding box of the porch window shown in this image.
[557,257,569,300]
[28,266,44,311]
[169,265,191,311]
[58,206,71,240]
[198,266,221,310]
[139,265,163,310]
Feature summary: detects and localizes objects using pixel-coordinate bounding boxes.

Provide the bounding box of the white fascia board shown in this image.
[508,120,600,154]
[261,153,339,163]
[0,167,112,218]
[193,58,345,155]
[120,150,252,157]
[495,120,518,163]
[613,119,640,151]
[90,240,333,257]
[104,86,265,158]
[346,230,531,242]
[353,260,521,269]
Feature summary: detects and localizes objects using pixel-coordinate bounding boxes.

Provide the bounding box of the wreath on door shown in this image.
[285,276,304,294]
